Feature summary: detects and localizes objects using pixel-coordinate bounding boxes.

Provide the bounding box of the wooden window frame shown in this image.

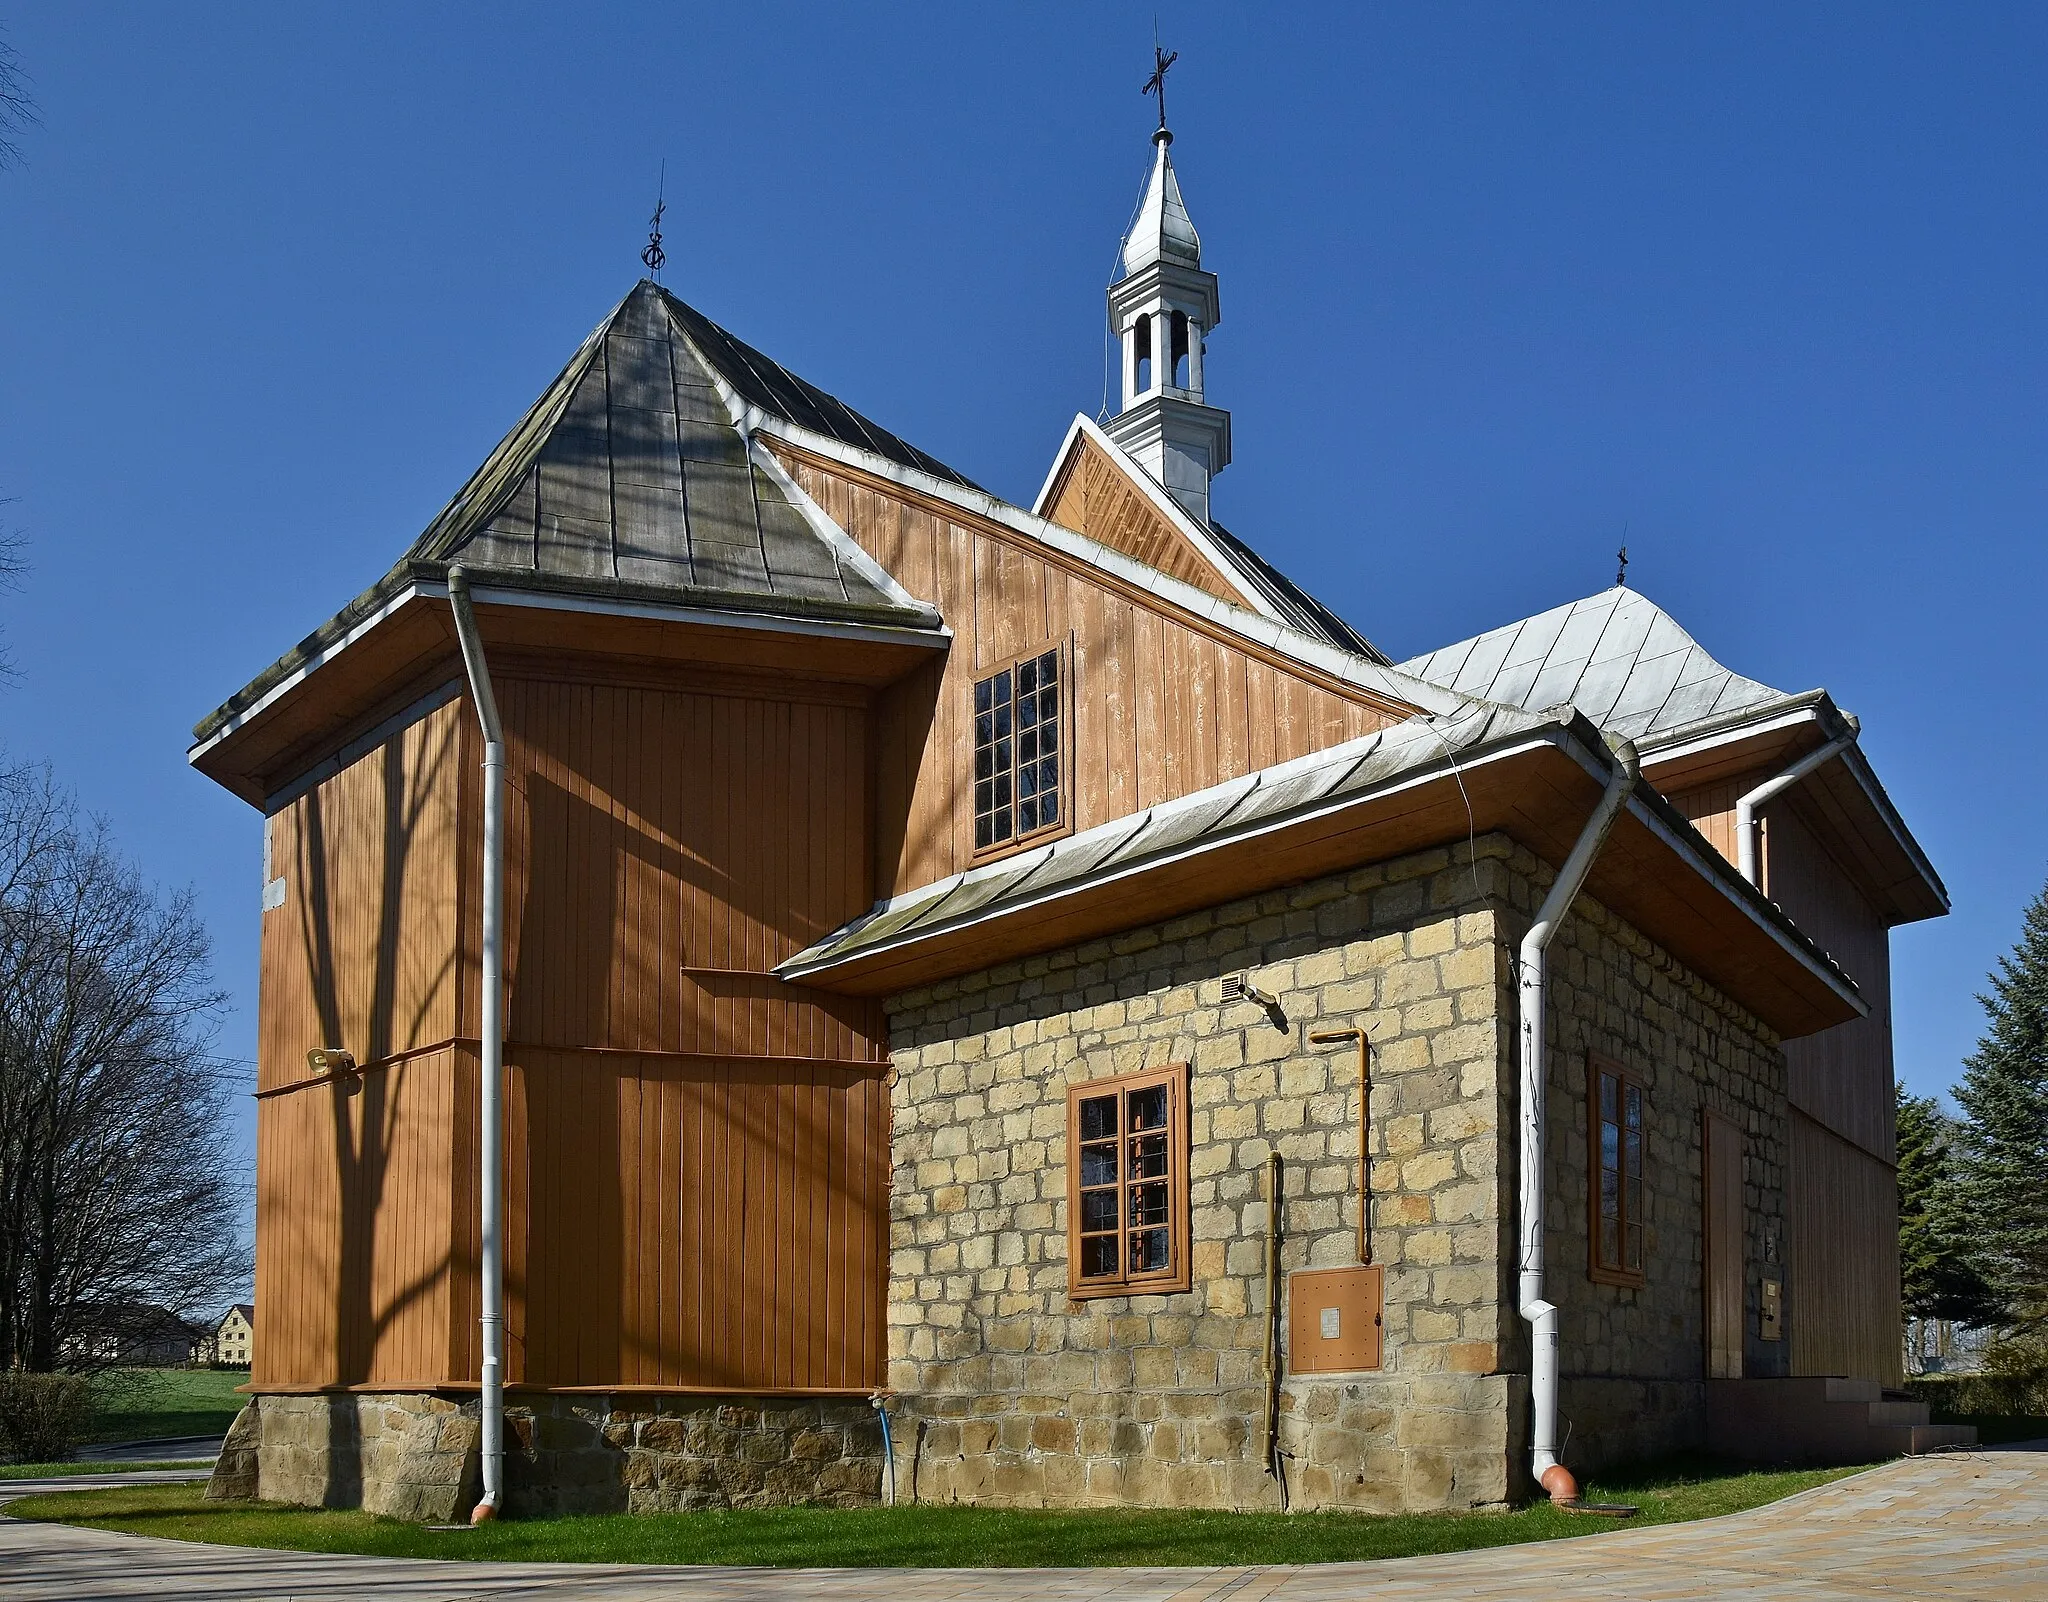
[1066,1062,1191,1300]
[1588,1054,1648,1289]
[970,636,1075,862]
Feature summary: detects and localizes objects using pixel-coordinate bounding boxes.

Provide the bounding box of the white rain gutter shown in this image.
[1735,718,1858,886]
[447,566,507,1524]
[1517,735,1639,1503]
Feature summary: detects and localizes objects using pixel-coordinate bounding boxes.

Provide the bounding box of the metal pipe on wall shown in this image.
[1260,1151,1283,1493]
[1517,736,1638,1505]
[1309,1028,1372,1263]
[446,566,507,1524]
[1735,720,1858,887]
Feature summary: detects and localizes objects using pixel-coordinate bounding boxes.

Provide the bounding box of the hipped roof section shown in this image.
[194,281,951,745]
[1399,586,1785,744]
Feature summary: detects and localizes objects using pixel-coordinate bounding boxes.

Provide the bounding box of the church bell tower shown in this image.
[1105,89,1230,525]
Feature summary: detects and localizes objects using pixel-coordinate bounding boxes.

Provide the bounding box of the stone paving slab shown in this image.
[0,1444,2042,1601]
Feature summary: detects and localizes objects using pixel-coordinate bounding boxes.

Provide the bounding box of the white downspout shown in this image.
[447,566,507,1524]
[1518,735,1639,1503]
[1735,719,1858,887]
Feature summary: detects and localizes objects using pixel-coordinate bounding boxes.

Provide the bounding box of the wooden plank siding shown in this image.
[1764,806,1897,1163]
[775,445,1412,897]
[253,664,890,1394]
[1789,1108,1905,1385]
[1039,432,1243,603]
[1670,780,1896,1163]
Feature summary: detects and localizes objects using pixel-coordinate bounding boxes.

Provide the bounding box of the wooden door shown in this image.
[1703,1110,1745,1379]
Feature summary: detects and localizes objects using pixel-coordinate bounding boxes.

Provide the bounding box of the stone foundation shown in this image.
[1556,1378,1707,1474]
[207,1392,884,1519]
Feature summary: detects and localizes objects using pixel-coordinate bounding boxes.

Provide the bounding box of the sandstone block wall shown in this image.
[210,1392,882,1519]
[887,832,1796,1510]
[1517,841,1791,1471]
[887,842,1519,1514]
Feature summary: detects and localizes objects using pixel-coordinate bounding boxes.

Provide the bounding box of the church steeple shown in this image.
[1105,79,1230,525]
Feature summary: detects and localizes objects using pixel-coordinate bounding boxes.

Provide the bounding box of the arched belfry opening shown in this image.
[1106,123,1230,524]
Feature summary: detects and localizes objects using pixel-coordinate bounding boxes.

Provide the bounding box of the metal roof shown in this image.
[1206,518,1385,662]
[1121,137,1202,276]
[409,281,956,602]
[779,701,1546,976]
[194,282,948,744]
[777,696,1864,1024]
[1398,586,1789,744]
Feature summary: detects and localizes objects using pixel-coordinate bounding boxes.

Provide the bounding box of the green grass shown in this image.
[5,1456,1863,1568]
[0,1460,212,1481]
[1930,1411,2048,1446]
[87,1369,246,1444]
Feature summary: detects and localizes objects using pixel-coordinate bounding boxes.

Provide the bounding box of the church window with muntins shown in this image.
[972,644,1068,854]
[1066,1063,1190,1298]
[1589,1056,1647,1288]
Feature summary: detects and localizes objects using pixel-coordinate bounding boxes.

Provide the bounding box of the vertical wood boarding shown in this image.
[253,665,891,1394]
[1703,1110,1746,1381]
[774,450,1415,898]
[1788,1109,1905,1385]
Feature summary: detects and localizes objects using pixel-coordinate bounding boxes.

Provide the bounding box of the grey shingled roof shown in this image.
[1397,586,1788,744]
[409,280,957,599]
[195,283,951,744]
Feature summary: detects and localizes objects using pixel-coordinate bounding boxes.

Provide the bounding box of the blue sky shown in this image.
[2,1,2043,1175]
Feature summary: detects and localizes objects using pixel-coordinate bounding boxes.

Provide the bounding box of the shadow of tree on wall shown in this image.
[287,712,458,1504]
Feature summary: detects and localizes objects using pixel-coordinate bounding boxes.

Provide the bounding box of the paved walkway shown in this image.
[1,1443,2043,1601]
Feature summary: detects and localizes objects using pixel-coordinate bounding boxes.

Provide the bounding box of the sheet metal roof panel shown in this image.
[1401,587,1789,747]
[1203,520,1386,663]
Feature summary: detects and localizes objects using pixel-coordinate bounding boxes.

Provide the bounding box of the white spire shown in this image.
[1122,131,1201,276]
[1105,126,1228,524]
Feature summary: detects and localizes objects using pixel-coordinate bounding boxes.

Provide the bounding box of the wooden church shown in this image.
[194,111,1958,1521]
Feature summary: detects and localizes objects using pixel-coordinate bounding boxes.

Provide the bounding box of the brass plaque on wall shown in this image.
[1287,1265,1384,1373]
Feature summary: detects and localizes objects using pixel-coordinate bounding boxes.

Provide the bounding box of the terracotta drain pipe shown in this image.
[1517,736,1639,1504]
[447,566,507,1524]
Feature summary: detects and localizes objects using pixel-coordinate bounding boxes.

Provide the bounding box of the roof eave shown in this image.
[780,707,1866,1034]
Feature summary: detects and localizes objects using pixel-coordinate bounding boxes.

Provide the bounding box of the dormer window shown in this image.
[973,644,1070,854]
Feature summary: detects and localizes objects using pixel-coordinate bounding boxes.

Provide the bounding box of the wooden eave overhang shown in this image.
[189,563,947,810]
[781,706,1867,1040]
[1637,692,1948,927]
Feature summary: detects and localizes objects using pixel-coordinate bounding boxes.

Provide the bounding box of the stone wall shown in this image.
[208,1392,883,1519]
[885,832,1795,1510]
[1521,840,1791,1472]
[887,841,1520,1514]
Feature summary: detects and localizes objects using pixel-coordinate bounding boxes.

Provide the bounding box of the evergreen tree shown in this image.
[1897,1085,1998,1355]
[1954,878,2048,1341]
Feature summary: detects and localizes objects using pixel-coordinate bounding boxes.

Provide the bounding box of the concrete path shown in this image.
[1,1443,2043,1601]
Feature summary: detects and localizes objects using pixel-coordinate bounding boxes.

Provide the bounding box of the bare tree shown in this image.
[0,24,39,172]
[0,762,242,1371]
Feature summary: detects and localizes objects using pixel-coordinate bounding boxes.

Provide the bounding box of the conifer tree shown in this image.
[1954,878,2048,1342]
[1897,1085,1998,1364]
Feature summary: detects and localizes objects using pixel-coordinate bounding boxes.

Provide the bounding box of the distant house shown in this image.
[65,1303,204,1368]
[206,1304,256,1368]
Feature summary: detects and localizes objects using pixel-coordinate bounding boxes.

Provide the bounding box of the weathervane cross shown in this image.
[642,160,668,279]
[1143,42,1178,133]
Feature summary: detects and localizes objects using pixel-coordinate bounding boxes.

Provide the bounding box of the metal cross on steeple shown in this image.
[641,160,668,280]
[1142,42,1179,136]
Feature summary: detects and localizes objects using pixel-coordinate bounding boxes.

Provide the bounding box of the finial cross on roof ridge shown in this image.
[1143,42,1179,135]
